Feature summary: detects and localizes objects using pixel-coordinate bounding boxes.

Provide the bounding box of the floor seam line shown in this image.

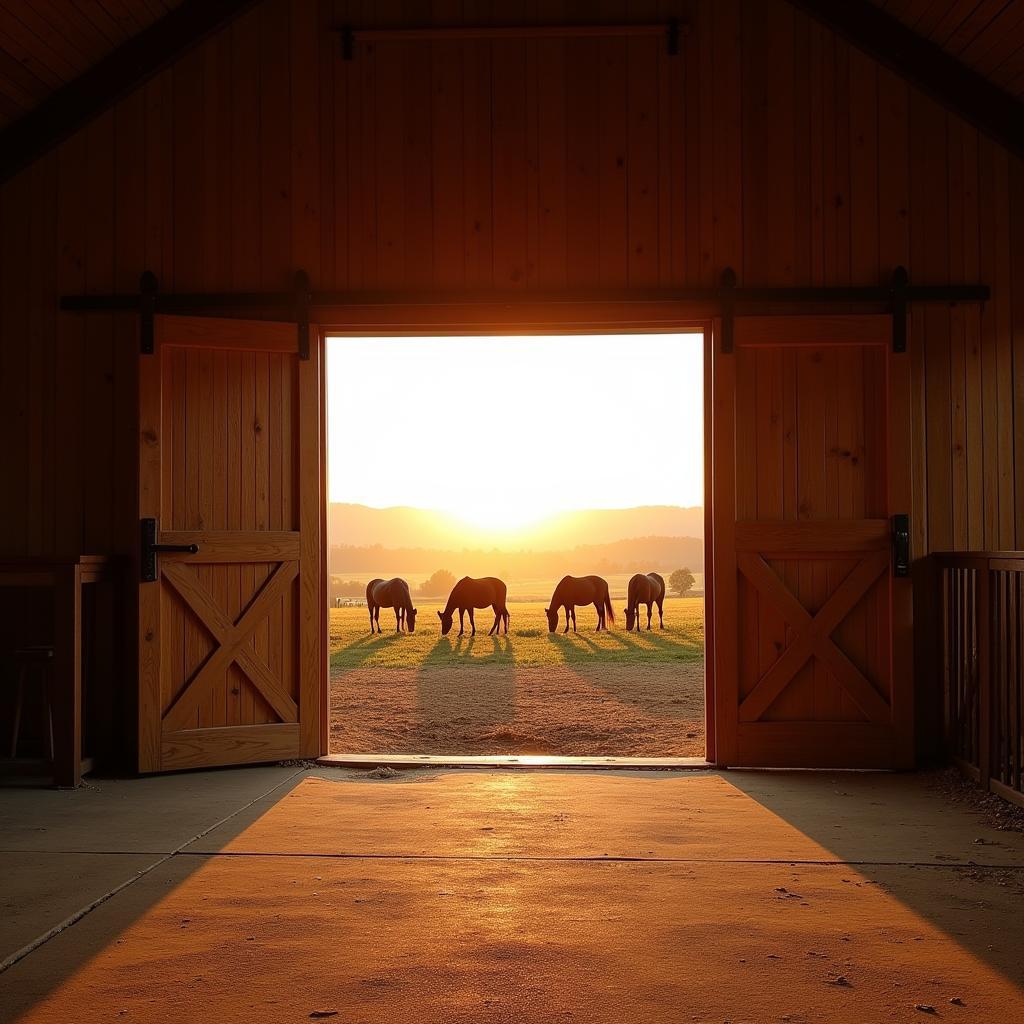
[164,851,1024,868]
[0,768,309,976]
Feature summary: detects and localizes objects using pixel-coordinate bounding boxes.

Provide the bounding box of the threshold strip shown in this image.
[318,753,712,770]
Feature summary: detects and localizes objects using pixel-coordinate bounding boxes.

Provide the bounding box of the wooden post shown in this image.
[52,564,82,788]
[917,554,943,764]
[711,318,737,766]
[703,322,717,766]
[977,560,992,790]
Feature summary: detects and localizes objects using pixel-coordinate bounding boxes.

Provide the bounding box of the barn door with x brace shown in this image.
[711,315,914,769]
[137,316,324,772]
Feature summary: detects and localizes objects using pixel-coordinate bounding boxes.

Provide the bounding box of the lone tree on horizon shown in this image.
[419,569,456,597]
[669,568,695,598]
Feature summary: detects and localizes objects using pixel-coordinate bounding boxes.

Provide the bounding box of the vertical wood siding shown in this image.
[0,0,1020,563]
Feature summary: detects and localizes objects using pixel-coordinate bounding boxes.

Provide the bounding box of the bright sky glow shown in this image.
[327,333,703,530]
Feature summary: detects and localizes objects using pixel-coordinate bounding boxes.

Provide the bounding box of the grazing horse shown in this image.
[625,572,666,631]
[366,578,417,634]
[545,575,615,633]
[438,577,510,637]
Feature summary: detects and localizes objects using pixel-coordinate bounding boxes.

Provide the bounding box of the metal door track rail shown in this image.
[59,267,990,357]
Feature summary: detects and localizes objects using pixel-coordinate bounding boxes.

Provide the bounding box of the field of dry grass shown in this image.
[329,596,705,757]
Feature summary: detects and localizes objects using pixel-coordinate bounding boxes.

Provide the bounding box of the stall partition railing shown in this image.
[936,552,1024,809]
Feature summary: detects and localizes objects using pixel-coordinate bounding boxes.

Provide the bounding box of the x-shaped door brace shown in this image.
[737,550,891,724]
[161,559,300,733]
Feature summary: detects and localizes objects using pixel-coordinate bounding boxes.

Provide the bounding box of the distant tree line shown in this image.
[330,578,368,600]
[329,569,459,603]
[328,535,703,579]
[331,566,700,604]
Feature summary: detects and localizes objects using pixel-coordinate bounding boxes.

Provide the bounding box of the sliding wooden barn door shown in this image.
[712,315,913,769]
[137,316,323,772]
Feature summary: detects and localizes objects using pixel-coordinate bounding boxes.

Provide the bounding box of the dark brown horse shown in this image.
[625,572,666,631]
[366,578,417,633]
[438,577,510,637]
[545,575,615,633]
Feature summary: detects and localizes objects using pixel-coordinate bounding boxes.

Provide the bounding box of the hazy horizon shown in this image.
[326,507,705,600]
[327,502,704,555]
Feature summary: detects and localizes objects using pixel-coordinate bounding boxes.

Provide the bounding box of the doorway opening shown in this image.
[325,331,707,760]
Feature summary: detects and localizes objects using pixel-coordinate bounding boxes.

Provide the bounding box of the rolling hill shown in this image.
[327,503,703,552]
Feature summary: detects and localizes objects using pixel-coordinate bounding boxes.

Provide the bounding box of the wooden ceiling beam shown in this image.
[789,0,1024,158]
[0,0,258,184]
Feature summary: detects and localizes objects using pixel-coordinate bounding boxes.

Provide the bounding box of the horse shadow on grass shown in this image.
[546,632,706,725]
[407,632,516,667]
[546,629,701,665]
[618,628,704,661]
[414,635,517,746]
[329,631,403,671]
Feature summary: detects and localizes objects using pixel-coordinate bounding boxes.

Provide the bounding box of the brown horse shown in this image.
[625,572,666,631]
[438,577,510,637]
[545,575,615,633]
[366,578,417,633]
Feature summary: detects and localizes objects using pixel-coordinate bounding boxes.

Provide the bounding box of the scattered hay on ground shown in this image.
[926,768,1024,833]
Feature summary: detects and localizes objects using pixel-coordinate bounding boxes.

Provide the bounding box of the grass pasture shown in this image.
[329,597,706,758]
[330,598,703,669]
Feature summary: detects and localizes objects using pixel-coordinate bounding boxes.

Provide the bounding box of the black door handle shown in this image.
[891,513,910,578]
[141,518,198,582]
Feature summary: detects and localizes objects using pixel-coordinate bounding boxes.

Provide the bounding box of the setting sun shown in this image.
[447,498,558,532]
[326,333,704,538]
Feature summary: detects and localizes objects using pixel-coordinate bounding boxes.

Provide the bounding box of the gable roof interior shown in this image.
[0,1,1022,180]
[0,1,182,132]
[870,0,1024,101]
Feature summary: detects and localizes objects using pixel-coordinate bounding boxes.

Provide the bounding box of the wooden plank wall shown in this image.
[0,0,1020,753]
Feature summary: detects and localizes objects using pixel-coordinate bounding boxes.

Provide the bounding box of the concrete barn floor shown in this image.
[1,767,1023,1023]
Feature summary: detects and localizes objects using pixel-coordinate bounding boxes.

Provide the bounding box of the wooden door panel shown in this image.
[161,723,302,772]
[733,722,900,769]
[736,550,891,720]
[737,347,886,523]
[138,316,322,773]
[713,314,913,769]
[163,348,297,532]
[160,558,299,730]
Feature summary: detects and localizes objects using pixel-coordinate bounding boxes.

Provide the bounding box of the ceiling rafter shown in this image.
[0,0,258,184]
[790,0,1024,158]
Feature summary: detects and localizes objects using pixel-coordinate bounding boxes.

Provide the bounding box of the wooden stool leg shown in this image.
[10,665,26,758]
